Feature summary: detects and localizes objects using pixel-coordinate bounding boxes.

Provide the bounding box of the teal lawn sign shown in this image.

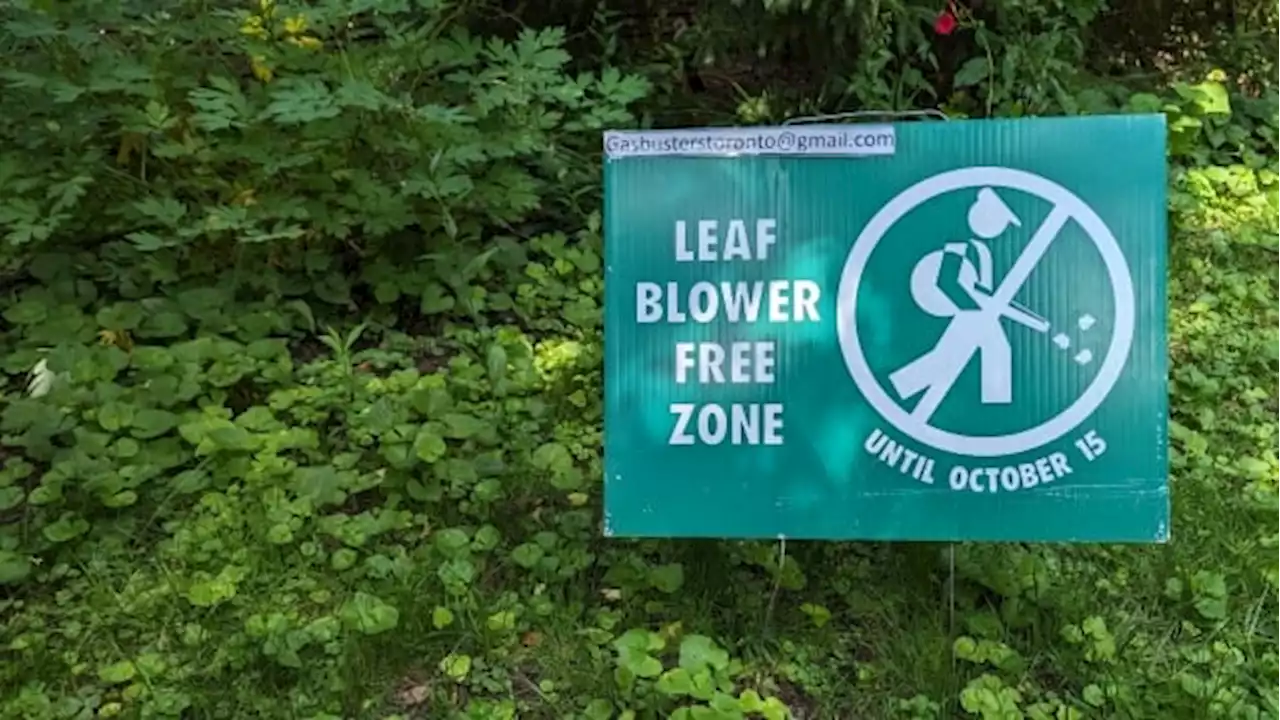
[602,115,1169,543]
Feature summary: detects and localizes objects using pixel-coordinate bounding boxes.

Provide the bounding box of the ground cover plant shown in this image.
[0,0,1275,718]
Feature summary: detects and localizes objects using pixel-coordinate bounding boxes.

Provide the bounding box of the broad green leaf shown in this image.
[0,486,23,511]
[187,578,236,607]
[97,402,136,432]
[737,689,764,712]
[613,629,665,679]
[331,548,358,570]
[339,592,400,635]
[1237,456,1270,479]
[96,302,143,330]
[413,423,447,463]
[510,543,544,568]
[442,413,487,439]
[485,343,507,383]
[130,346,175,370]
[531,442,572,471]
[175,287,228,320]
[97,661,137,684]
[533,441,583,488]
[760,696,789,720]
[130,408,177,439]
[953,57,989,88]
[628,654,663,678]
[583,699,614,720]
[420,283,455,314]
[373,280,400,304]
[548,466,584,490]
[434,527,470,555]
[486,610,515,632]
[103,490,138,508]
[1180,80,1231,115]
[42,513,90,543]
[432,606,454,629]
[656,668,695,697]
[137,310,188,337]
[1126,92,1163,113]
[649,563,684,593]
[678,635,729,674]
[0,550,32,584]
[437,558,476,588]
[340,589,394,632]
[266,523,294,544]
[800,602,832,628]
[3,299,48,325]
[439,653,471,681]
[472,524,500,551]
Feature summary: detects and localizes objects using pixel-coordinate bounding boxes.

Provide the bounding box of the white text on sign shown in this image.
[861,427,1100,494]
[674,342,775,384]
[674,219,776,261]
[668,403,785,446]
[643,218,822,446]
[636,280,821,324]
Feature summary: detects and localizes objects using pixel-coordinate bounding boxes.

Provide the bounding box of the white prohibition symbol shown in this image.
[837,167,1135,458]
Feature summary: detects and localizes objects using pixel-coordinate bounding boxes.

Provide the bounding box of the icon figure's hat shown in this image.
[968,187,1021,239]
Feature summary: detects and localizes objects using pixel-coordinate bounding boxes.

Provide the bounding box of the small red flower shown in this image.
[934,1,958,35]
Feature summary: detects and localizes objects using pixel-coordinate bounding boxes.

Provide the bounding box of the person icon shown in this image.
[889,188,1050,418]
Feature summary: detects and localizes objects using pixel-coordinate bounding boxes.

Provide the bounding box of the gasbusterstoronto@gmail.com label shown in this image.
[603,125,896,159]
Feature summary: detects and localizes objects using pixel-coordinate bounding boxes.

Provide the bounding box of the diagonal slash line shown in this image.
[989,205,1072,310]
[908,205,1073,422]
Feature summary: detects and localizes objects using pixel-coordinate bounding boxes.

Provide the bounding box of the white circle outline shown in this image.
[837,167,1135,458]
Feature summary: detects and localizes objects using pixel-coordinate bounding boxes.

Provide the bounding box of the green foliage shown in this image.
[0,0,646,263]
[0,0,1276,718]
[601,629,789,719]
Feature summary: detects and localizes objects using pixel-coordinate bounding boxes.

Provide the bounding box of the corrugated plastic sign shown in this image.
[602,116,1169,543]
